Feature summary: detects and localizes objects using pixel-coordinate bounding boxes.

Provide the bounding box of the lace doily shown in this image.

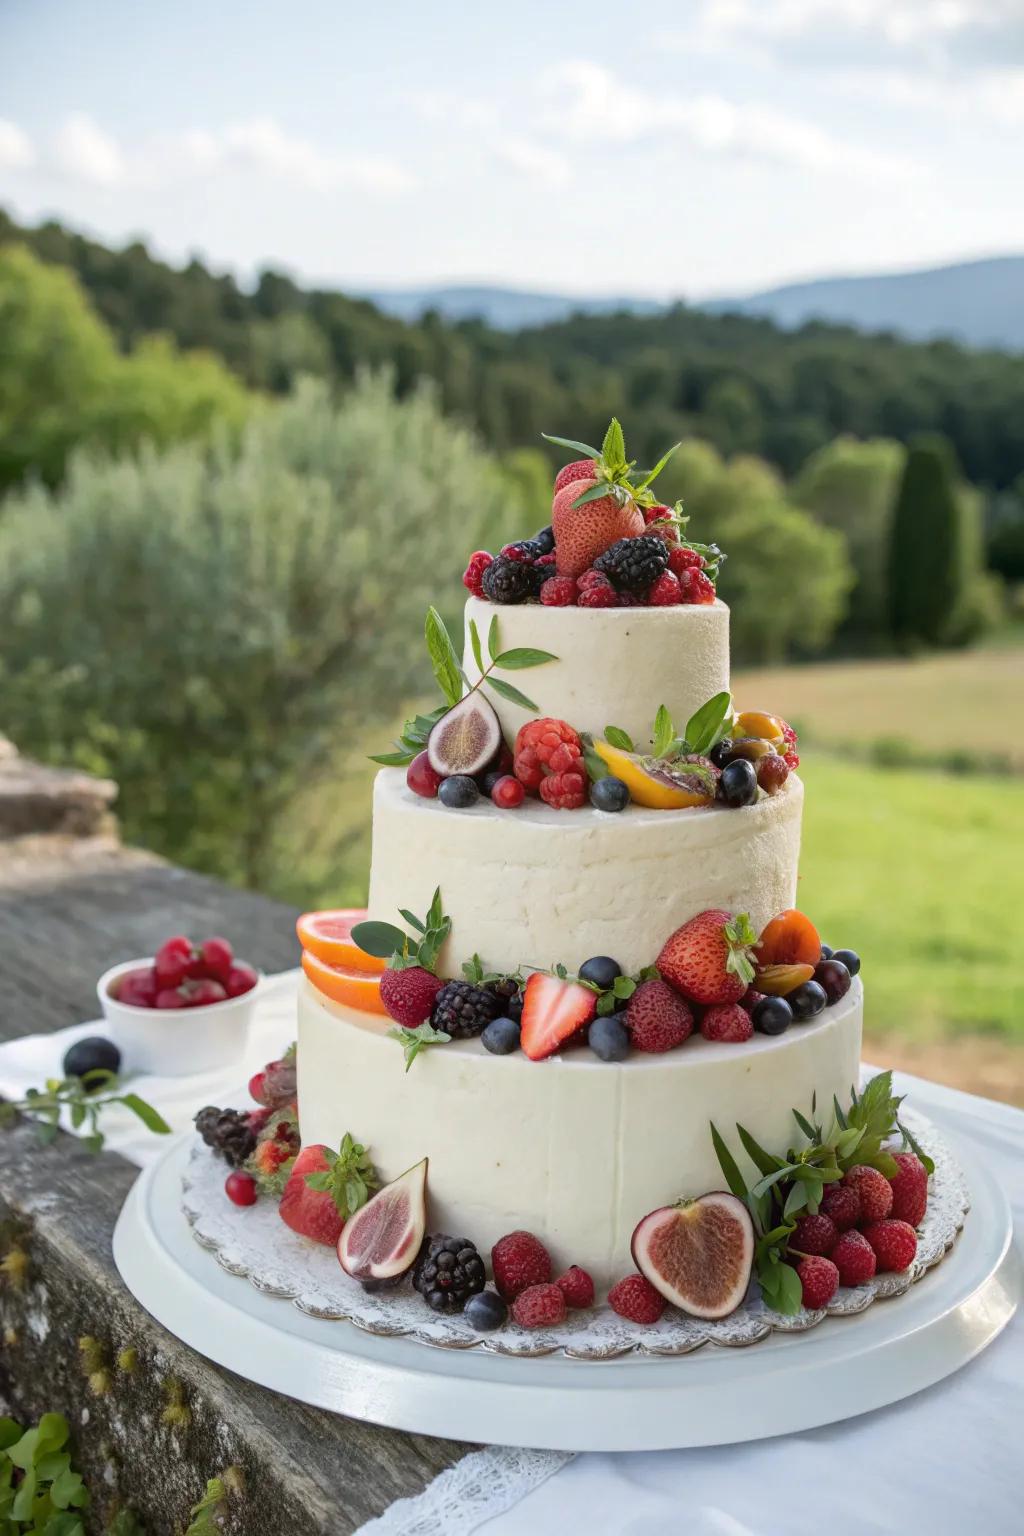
[354,1447,573,1536]
[181,1103,969,1360]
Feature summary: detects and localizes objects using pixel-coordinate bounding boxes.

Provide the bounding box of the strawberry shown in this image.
[842,1164,893,1223]
[553,459,597,496]
[380,966,443,1027]
[625,979,693,1052]
[279,1146,346,1247]
[888,1151,928,1227]
[790,1213,837,1257]
[492,1230,552,1300]
[657,910,757,1006]
[700,1002,753,1042]
[797,1255,839,1310]
[820,1183,861,1231]
[519,973,597,1060]
[556,1265,595,1309]
[551,478,644,578]
[831,1229,877,1286]
[863,1219,918,1273]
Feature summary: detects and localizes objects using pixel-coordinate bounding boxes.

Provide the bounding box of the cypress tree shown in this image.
[888,434,966,647]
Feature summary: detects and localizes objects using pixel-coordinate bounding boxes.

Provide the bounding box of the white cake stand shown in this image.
[112,1111,1020,1452]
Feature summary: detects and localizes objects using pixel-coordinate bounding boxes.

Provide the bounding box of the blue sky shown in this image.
[1,0,1021,297]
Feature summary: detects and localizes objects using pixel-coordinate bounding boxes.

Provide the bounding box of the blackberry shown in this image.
[481,555,535,605]
[486,976,521,1005]
[195,1106,256,1167]
[432,979,502,1038]
[413,1234,487,1312]
[594,535,669,594]
[531,525,555,555]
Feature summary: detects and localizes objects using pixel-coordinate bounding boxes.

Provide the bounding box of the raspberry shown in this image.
[380,966,443,1027]
[608,1273,666,1324]
[578,581,619,608]
[626,979,694,1052]
[888,1152,928,1227]
[539,769,587,809]
[797,1255,839,1310]
[514,718,584,790]
[780,720,798,746]
[576,569,609,591]
[556,1265,595,1309]
[700,1002,753,1043]
[843,1165,893,1223]
[667,545,706,577]
[648,571,683,606]
[500,542,533,563]
[462,550,493,598]
[790,1213,838,1257]
[863,1219,918,1273]
[678,568,716,605]
[740,988,765,1014]
[820,1183,861,1231]
[512,1282,566,1329]
[642,503,679,542]
[832,1229,877,1287]
[783,749,801,770]
[540,575,577,607]
[535,551,557,567]
[491,1230,552,1300]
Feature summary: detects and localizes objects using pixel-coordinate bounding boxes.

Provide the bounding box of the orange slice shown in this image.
[296,909,386,973]
[301,950,388,1015]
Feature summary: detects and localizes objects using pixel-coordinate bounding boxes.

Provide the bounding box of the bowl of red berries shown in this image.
[97,935,261,1076]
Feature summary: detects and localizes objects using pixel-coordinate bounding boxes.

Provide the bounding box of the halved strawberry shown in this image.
[520,974,597,1061]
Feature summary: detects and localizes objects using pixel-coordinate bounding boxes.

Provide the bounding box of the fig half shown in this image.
[427,693,502,778]
[337,1157,427,1282]
[631,1191,754,1318]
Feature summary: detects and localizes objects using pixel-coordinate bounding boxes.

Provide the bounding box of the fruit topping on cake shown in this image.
[464,1291,510,1331]
[512,1282,568,1329]
[624,979,694,1053]
[412,1232,487,1312]
[430,979,502,1039]
[831,1229,877,1286]
[225,1170,258,1207]
[716,758,758,807]
[842,1164,894,1222]
[280,1134,379,1248]
[589,775,630,812]
[586,1014,630,1061]
[427,692,503,780]
[657,910,757,1006]
[631,1193,755,1319]
[245,1105,300,1196]
[338,1157,428,1285]
[888,1152,929,1226]
[699,1002,754,1043]
[756,908,822,969]
[539,574,577,606]
[195,1105,257,1167]
[607,1273,666,1324]
[819,1183,861,1231]
[296,910,386,972]
[592,741,719,809]
[862,1219,918,1273]
[491,1229,553,1300]
[789,1212,838,1257]
[513,717,588,809]
[519,972,598,1060]
[556,1265,596,1309]
[796,1255,840,1310]
[248,1045,298,1108]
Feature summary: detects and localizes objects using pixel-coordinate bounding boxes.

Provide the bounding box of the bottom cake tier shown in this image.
[296,977,864,1290]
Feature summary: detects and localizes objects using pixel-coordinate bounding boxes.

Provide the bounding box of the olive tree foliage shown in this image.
[0,374,527,888]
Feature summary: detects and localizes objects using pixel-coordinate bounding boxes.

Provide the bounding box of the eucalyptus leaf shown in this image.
[349,920,407,959]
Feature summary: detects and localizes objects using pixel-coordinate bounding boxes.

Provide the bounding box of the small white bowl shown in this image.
[97,956,262,1077]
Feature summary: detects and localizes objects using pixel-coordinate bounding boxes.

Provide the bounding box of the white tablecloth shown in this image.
[2,975,1019,1536]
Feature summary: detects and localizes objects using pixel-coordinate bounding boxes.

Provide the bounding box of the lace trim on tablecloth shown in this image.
[354,1447,573,1536]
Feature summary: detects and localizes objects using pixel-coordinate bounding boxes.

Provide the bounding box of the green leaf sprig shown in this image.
[711,1072,932,1315]
[387,1021,452,1072]
[0,1071,171,1153]
[601,692,735,764]
[370,610,557,765]
[351,887,451,975]
[542,417,681,512]
[303,1131,380,1215]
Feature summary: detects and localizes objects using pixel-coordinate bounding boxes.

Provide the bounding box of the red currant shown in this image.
[491,774,525,809]
[406,750,443,799]
[225,1171,258,1207]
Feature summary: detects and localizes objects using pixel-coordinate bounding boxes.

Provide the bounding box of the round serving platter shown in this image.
[112,1106,1020,1451]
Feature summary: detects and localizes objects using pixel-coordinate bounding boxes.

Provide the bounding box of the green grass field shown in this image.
[277,645,1024,1047]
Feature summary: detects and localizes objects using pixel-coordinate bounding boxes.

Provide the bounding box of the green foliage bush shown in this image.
[0,375,527,888]
[0,245,249,493]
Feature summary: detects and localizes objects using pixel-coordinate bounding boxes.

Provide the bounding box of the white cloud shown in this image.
[37,112,412,195]
[0,119,35,171]
[54,112,125,184]
[491,135,571,186]
[540,61,918,180]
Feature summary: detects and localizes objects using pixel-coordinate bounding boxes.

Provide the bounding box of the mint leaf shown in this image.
[388,1022,452,1071]
[492,647,558,670]
[652,704,675,758]
[468,618,484,673]
[486,676,540,711]
[602,416,626,468]
[541,432,601,459]
[604,725,634,752]
[425,606,462,707]
[304,1132,379,1215]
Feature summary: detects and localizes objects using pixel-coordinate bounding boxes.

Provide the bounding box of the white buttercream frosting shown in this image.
[463,595,731,746]
[297,977,864,1289]
[367,768,803,976]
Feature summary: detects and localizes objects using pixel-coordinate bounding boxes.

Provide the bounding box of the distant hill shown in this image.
[361,283,665,330]
[365,256,1024,351]
[706,256,1024,352]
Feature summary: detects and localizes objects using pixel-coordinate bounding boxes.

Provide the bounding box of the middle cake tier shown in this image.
[367,768,803,976]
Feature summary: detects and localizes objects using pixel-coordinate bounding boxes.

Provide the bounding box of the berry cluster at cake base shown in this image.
[182,1092,969,1359]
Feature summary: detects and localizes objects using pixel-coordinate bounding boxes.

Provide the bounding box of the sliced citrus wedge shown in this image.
[296,908,386,973]
[301,950,387,1015]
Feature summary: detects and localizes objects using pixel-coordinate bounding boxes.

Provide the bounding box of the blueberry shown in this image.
[480,770,503,796]
[819,944,834,961]
[531,525,555,555]
[464,1289,509,1331]
[588,1015,630,1062]
[813,960,852,1005]
[708,739,734,769]
[751,997,793,1036]
[62,1035,121,1086]
[481,1016,521,1055]
[590,776,630,812]
[717,758,758,808]
[832,948,861,977]
[504,994,524,1025]
[788,980,828,1021]
[578,956,622,990]
[439,775,480,809]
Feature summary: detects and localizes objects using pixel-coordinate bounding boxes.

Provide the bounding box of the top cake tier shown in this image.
[463,595,730,746]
